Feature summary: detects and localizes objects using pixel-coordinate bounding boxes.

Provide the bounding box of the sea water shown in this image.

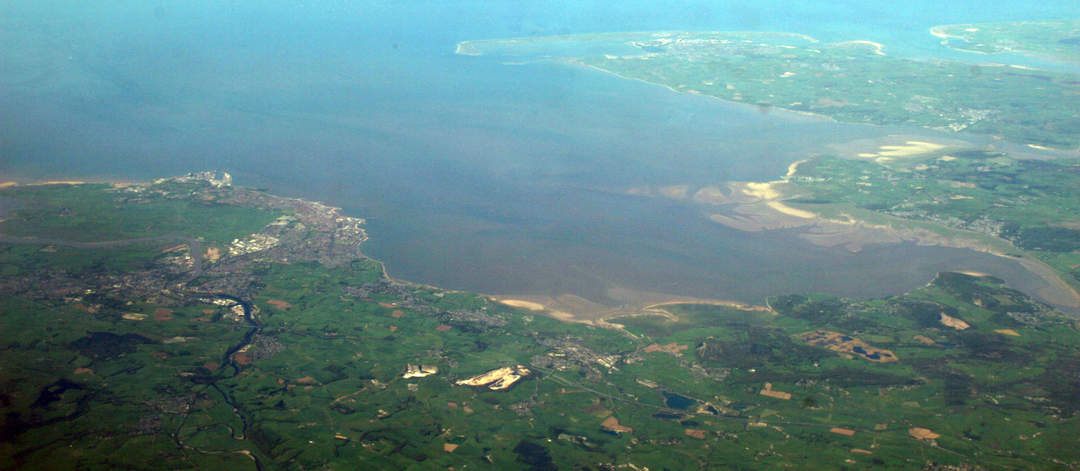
[2,0,1077,307]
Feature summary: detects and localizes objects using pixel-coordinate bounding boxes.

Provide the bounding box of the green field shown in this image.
[3,178,1080,469]
[0,182,280,245]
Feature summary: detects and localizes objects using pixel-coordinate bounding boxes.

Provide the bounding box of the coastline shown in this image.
[928,25,960,41]
[453,30,821,56]
[0,177,142,189]
[7,165,1078,328]
[703,159,1080,312]
[567,59,838,124]
[490,289,776,330]
[3,175,781,328]
[622,133,1080,313]
[454,31,888,125]
[456,30,1080,153]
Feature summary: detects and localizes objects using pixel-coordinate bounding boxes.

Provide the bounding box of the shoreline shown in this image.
[7,170,1078,324]
[457,30,1080,153]
[491,292,776,329]
[704,154,1080,312]
[453,30,821,57]
[456,31,902,126]
[567,59,838,124]
[0,177,142,189]
[928,25,960,41]
[2,176,780,327]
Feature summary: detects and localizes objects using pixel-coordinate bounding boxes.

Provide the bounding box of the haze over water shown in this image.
[4,0,1079,307]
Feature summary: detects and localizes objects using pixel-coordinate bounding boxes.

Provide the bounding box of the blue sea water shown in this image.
[2,0,1078,306]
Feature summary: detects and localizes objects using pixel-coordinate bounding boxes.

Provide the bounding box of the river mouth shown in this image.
[364,175,1059,315]
[1,5,1071,313]
[350,60,1065,314]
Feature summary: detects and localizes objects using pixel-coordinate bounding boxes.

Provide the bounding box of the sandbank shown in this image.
[742,181,781,200]
[496,297,593,324]
[692,186,732,205]
[784,159,809,179]
[859,141,946,159]
[955,270,990,277]
[767,201,815,219]
[454,42,481,56]
[643,299,771,313]
[30,180,88,186]
[494,287,774,333]
[658,185,690,199]
[497,299,545,311]
[929,26,954,40]
[831,135,970,161]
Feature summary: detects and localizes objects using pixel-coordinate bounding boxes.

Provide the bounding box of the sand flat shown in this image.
[691,185,730,204]
[859,141,946,158]
[498,299,545,311]
[658,185,690,199]
[767,201,816,219]
[28,180,88,186]
[784,159,809,179]
[742,181,781,200]
[643,298,772,313]
[955,270,989,277]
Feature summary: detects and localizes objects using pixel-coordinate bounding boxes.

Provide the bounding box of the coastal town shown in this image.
[0,171,369,305]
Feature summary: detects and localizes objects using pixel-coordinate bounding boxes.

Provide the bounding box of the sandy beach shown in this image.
[31,180,88,186]
[494,287,776,329]
[836,40,886,56]
[643,299,772,313]
[929,25,958,40]
[496,298,545,311]
[766,201,815,218]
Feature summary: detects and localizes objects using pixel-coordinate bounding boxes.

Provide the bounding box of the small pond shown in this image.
[662,391,697,410]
